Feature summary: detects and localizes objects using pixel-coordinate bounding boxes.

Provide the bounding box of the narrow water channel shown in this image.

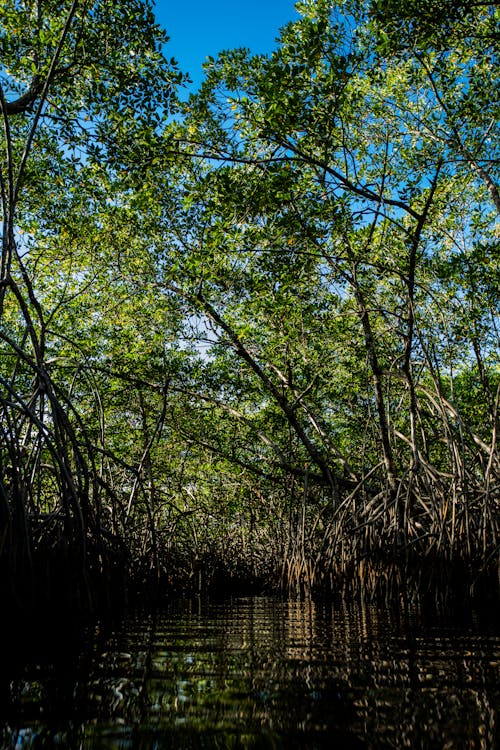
[1,596,499,748]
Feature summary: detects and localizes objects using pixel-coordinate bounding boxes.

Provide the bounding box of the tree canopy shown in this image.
[0,0,499,608]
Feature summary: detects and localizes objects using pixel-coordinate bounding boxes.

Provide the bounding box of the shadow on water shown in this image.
[0,596,499,748]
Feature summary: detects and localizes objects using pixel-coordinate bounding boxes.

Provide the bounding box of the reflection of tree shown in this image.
[1,598,499,748]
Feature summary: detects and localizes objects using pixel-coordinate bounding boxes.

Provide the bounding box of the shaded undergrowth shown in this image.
[2,511,498,620]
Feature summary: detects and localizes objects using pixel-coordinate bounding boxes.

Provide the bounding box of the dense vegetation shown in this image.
[0,0,499,612]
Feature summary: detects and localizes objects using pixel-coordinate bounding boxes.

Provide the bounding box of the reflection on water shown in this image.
[1,597,499,748]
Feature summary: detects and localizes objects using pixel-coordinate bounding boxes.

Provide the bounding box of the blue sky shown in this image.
[152,0,299,90]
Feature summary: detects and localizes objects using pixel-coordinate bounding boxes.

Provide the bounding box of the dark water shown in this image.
[1,596,499,749]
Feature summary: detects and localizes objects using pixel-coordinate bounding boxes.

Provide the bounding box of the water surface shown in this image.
[1,596,499,748]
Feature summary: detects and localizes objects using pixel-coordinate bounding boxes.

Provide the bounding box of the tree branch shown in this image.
[0,77,43,115]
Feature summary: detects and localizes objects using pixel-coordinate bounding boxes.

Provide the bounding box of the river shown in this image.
[1,595,499,748]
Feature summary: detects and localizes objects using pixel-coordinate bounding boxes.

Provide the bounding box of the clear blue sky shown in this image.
[152,0,299,90]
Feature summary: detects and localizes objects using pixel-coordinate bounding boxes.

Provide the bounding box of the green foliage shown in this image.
[1,0,499,603]
[165,0,500,582]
